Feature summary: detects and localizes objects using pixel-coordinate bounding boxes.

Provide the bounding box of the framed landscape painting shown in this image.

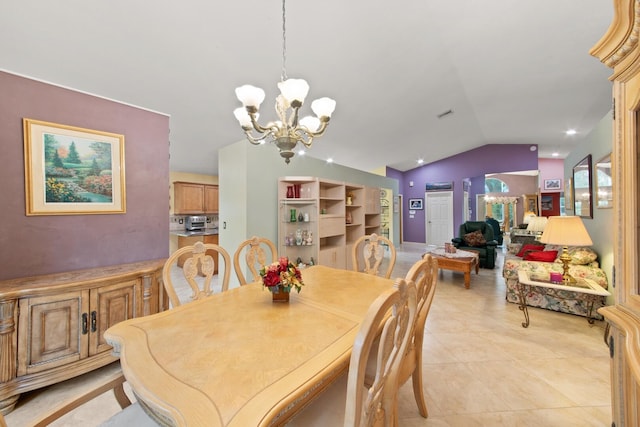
[23,118,126,215]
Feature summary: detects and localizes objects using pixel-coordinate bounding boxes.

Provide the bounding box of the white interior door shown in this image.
[425,191,453,246]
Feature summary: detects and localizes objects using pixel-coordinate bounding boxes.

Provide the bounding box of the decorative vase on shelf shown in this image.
[298,212,304,222]
[271,286,290,303]
[286,186,294,198]
[290,209,297,222]
[346,196,353,206]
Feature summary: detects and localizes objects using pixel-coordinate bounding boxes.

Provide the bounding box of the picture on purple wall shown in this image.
[23,118,126,215]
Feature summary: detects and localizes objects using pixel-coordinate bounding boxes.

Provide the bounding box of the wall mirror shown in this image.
[573,154,593,218]
[595,153,613,209]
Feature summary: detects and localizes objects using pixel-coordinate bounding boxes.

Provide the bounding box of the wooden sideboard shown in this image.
[0,259,167,414]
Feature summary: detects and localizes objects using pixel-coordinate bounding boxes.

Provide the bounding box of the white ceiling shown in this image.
[1,1,614,175]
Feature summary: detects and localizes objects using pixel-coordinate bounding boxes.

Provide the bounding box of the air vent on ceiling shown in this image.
[437,109,453,119]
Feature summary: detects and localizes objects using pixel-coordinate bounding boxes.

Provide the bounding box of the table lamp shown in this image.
[539,216,593,284]
[526,216,548,239]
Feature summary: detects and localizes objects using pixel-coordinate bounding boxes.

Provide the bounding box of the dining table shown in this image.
[104,265,396,426]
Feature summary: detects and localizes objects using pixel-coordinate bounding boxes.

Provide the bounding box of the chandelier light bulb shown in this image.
[278,79,310,105]
[235,85,266,109]
[311,97,336,119]
[299,116,321,132]
[233,107,253,128]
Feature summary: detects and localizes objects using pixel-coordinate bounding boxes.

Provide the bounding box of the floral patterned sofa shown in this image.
[502,244,609,319]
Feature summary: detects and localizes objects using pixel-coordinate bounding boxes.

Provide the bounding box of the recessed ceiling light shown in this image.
[566,129,577,135]
[417,158,424,164]
[298,149,305,156]
[552,152,559,157]
[326,158,333,163]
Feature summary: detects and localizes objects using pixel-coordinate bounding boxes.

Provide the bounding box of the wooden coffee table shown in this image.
[425,248,479,289]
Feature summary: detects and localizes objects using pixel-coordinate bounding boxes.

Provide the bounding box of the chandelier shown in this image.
[233,0,336,164]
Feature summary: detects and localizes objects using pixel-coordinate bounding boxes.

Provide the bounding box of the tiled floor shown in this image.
[5,243,611,426]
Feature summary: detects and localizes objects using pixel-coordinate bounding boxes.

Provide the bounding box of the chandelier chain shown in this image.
[281,0,287,81]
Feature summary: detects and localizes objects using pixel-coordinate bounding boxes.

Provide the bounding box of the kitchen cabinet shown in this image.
[204,185,219,213]
[174,182,219,214]
[0,259,165,414]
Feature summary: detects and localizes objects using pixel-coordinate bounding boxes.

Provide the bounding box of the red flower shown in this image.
[259,257,304,293]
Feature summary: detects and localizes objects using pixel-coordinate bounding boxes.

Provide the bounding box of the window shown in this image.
[485,178,509,193]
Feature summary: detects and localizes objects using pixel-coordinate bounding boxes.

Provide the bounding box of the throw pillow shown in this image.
[516,243,545,258]
[565,247,598,265]
[463,230,486,247]
[507,243,523,255]
[524,250,558,262]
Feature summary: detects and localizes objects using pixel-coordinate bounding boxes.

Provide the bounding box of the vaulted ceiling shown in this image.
[1,1,614,175]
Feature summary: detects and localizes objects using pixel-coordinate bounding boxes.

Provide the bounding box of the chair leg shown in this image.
[113,383,132,409]
[411,362,429,418]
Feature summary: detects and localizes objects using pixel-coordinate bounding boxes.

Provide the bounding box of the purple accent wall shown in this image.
[401,144,538,243]
[0,71,170,280]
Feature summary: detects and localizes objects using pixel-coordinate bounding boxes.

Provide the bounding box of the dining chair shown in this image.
[162,240,231,307]
[233,236,278,285]
[397,253,439,418]
[351,233,397,278]
[25,362,156,426]
[287,278,417,427]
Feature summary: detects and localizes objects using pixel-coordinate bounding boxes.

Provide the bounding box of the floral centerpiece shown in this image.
[260,257,304,299]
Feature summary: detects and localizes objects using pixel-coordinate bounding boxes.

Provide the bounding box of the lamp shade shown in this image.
[311,97,337,118]
[235,85,266,109]
[278,78,310,104]
[539,216,593,246]
[526,216,548,233]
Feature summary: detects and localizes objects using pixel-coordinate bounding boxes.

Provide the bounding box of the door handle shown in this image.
[82,313,88,335]
[91,311,97,333]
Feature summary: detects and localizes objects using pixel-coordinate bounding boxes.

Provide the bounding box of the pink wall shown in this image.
[538,158,564,193]
[0,71,170,280]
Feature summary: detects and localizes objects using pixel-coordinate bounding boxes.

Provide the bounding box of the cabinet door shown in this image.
[174,182,205,214]
[204,185,219,213]
[318,246,346,269]
[90,280,139,355]
[17,290,90,375]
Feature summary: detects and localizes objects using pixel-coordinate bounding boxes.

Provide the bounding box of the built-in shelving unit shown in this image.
[278,177,381,270]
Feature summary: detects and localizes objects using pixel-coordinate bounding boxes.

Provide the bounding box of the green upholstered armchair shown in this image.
[485,217,504,246]
[452,221,498,269]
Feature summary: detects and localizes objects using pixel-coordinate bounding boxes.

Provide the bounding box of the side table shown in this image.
[516,270,610,328]
[424,247,479,289]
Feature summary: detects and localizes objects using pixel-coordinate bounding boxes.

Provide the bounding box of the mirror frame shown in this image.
[595,153,613,209]
[572,154,593,218]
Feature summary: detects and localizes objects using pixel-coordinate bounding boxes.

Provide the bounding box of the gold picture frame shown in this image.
[23,118,126,215]
[595,153,613,209]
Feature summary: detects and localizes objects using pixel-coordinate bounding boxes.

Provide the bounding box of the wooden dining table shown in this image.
[104,265,395,426]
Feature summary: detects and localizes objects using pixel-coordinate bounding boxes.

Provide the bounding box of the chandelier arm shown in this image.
[298,120,329,138]
[248,111,277,134]
[243,130,272,145]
